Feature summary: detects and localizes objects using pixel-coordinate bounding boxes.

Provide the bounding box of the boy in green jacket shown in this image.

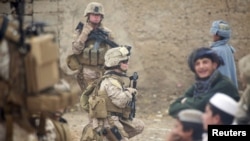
[168,47,240,118]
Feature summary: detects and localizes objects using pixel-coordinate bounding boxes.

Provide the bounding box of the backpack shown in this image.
[80,75,107,117]
[80,74,124,118]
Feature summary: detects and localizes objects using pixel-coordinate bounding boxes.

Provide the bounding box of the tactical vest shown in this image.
[80,39,109,66]
[86,73,131,119]
[67,25,110,71]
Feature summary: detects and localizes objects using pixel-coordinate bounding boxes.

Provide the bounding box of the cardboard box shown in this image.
[30,34,59,65]
[25,34,60,93]
[25,53,59,93]
[34,61,59,91]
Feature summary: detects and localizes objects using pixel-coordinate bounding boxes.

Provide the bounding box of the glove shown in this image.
[73,23,93,54]
[78,23,93,43]
[126,88,137,95]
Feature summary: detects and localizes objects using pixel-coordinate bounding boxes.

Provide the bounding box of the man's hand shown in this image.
[72,23,93,54]
[78,23,93,43]
[126,88,137,95]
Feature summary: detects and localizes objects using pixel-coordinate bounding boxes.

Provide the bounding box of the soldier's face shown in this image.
[89,13,102,24]
[120,60,129,72]
[194,58,217,79]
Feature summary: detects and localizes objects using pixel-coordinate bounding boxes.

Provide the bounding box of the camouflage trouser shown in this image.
[111,117,144,141]
[80,123,103,141]
[77,65,103,91]
[80,116,144,141]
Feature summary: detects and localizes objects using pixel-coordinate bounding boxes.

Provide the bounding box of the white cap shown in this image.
[178,109,203,124]
[209,93,238,116]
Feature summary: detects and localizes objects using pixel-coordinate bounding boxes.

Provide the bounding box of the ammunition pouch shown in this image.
[66,45,107,71]
[88,95,107,118]
[80,45,108,66]
[80,81,97,112]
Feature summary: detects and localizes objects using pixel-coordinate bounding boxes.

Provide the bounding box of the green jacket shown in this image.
[168,72,240,117]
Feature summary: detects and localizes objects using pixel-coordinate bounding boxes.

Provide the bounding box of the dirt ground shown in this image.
[61,79,177,141]
[64,110,175,141]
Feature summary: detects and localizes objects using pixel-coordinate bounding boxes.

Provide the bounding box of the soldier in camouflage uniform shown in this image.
[0,15,57,141]
[0,4,72,140]
[69,2,115,91]
[80,46,144,141]
[234,54,250,124]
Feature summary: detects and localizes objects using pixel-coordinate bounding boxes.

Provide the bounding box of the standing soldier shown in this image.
[80,46,144,141]
[0,1,75,141]
[68,2,116,91]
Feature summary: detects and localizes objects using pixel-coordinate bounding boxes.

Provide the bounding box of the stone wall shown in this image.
[1,0,250,95]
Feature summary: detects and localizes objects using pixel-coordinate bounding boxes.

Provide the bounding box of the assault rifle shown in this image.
[87,27,119,49]
[129,72,139,120]
[74,21,119,49]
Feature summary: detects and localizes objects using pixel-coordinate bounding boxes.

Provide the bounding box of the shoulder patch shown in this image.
[109,78,122,89]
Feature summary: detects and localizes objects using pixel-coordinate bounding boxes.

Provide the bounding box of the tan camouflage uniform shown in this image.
[99,72,144,140]
[72,24,114,86]
[71,2,115,91]
[0,14,69,141]
[80,47,144,141]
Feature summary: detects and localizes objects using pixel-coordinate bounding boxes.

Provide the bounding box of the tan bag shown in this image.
[80,80,98,112]
[66,53,81,71]
[88,95,107,118]
[80,75,108,113]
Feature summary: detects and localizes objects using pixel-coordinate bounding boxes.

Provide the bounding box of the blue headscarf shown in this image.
[210,20,231,39]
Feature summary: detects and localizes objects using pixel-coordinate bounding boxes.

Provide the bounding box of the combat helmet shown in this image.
[104,46,131,67]
[84,2,105,17]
